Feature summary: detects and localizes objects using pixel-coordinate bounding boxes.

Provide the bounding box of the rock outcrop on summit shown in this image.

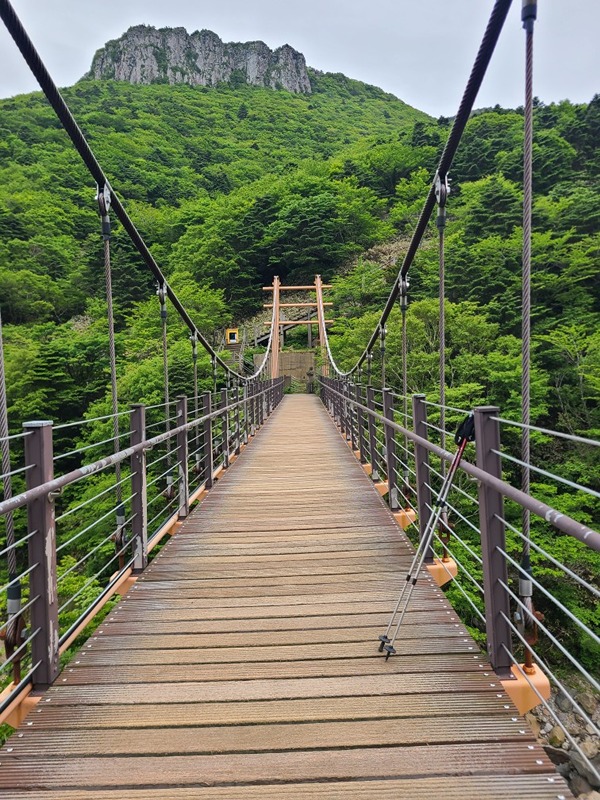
[85,26,312,94]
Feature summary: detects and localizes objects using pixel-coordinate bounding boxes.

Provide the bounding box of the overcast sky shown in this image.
[0,1,598,116]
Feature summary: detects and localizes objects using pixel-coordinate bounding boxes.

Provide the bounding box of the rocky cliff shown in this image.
[85,26,312,94]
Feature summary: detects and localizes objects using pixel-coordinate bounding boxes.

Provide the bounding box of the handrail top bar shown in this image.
[319,378,600,552]
[0,381,282,518]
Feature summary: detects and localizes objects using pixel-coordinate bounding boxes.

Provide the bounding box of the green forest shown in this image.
[0,67,598,684]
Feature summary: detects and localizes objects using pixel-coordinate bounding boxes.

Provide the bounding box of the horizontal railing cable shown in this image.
[497,514,600,598]
[493,448,600,500]
[492,416,600,448]
[500,629,600,783]
[0,386,276,518]
[500,580,600,691]
[319,379,600,551]
[498,545,600,646]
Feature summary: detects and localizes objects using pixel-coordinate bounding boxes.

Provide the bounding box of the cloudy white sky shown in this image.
[0,1,598,116]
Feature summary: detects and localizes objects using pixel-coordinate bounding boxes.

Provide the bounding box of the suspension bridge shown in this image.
[0,0,598,797]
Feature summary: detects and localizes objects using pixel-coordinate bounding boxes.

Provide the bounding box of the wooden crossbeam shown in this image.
[263,303,333,308]
[264,320,334,325]
[262,285,332,291]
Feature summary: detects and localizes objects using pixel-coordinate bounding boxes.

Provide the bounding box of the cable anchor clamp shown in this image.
[399,278,409,310]
[434,172,450,208]
[95,183,111,216]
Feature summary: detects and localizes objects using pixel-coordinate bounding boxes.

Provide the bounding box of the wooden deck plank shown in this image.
[5,776,570,800]
[27,691,519,728]
[0,743,559,788]
[10,716,533,756]
[0,395,569,797]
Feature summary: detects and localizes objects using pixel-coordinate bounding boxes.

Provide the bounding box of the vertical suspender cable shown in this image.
[0,308,22,678]
[97,186,125,550]
[191,332,200,473]
[520,0,537,663]
[400,279,410,493]
[435,174,450,474]
[0,310,15,571]
[158,284,173,499]
[521,0,536,553]
[380,326,386,388]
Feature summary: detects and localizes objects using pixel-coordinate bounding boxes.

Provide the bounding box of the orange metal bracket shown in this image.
[0,683,41,728]
[393,508,417,530]
[426,556,458,587]
[501,663,551,715]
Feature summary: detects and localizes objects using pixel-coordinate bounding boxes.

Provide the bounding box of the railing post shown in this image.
[349,382,357,451]
[220,388,229,468]
[262,381,271,425]
[130,404,148,572]
[250,381,256,437]
[23,420,59,690]
[474,406,513,679]
[243,382,250,442]
[356,384,366,463]
[366,386,380,481]
[202,391,213,489]
[176,396,189,517]
[256,382,262,428]
[412,394,434,562]
[234,384,241,455]
[382,388,399,510]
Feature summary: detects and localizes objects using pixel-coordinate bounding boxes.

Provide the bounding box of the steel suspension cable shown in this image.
[0,0,273,384]
[313,0,514,378]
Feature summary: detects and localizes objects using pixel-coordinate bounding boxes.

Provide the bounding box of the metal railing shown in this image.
[0,377,284,717]
[319,376,600,783]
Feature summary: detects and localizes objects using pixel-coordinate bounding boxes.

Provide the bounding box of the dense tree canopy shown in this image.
[0,73,598,678]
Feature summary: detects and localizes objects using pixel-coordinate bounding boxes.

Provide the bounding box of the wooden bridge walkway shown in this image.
[1,396,569,798]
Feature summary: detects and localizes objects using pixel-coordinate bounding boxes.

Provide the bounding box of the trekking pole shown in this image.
[378,413,475,659]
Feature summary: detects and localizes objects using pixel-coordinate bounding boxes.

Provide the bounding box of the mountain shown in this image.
[85,25,312,94]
